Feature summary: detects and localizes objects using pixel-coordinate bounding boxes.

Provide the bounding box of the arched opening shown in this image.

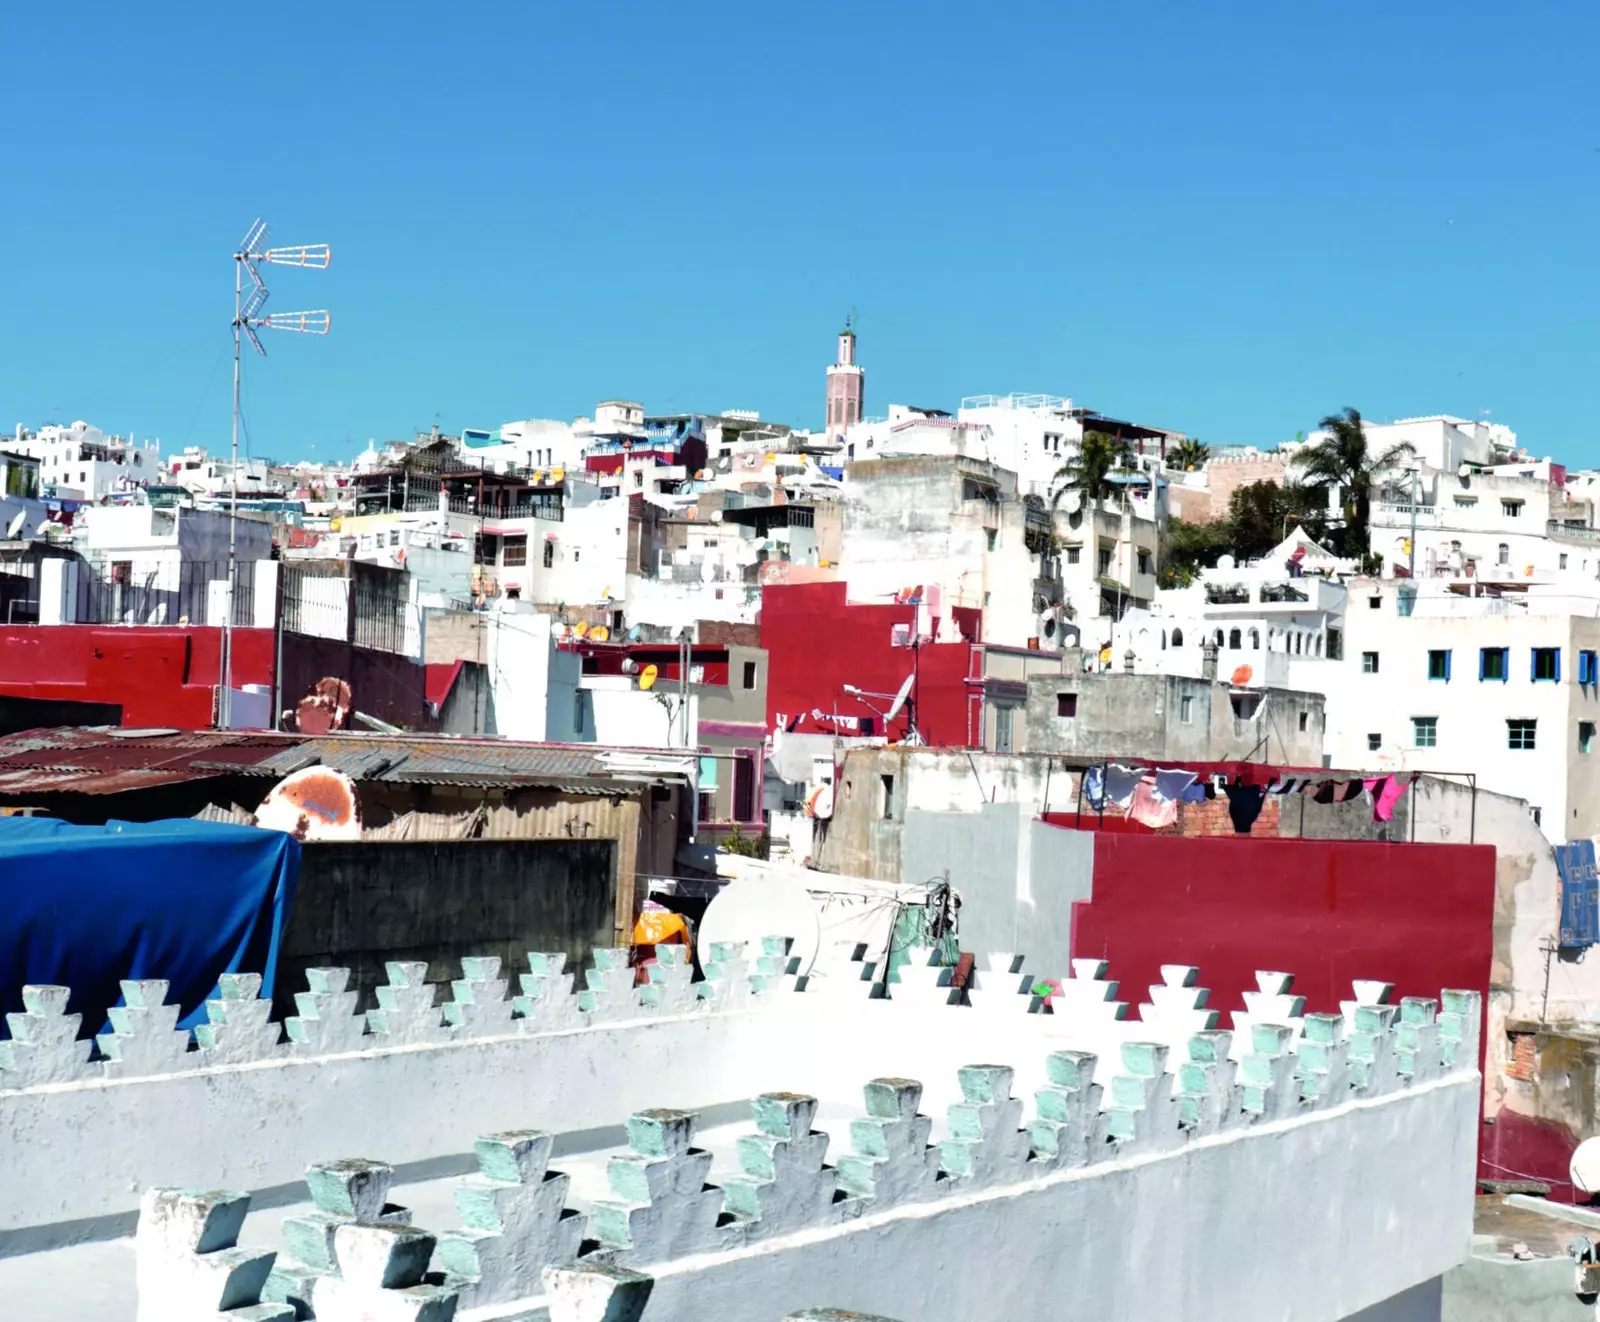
[1248,628,1260,649]
[1171,628,1184,647]
[1228,628,1242,650]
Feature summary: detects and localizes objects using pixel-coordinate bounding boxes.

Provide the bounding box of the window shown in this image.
[573,690,588,734]
[1427,649,1451,681]
[1502,499,1524,517]
[1065,546,1080,564]
[1581,721,1595,755]
[1057,692,1077,719]
[879,774,896,819]
[1498,543,1510,566]
[1532,648,1560,682]
[1368,595,1381,610]
[1097,547,1113,575]
[389,529,401,547]
[1298,711,1309,733]
[1228,628,1241,649]
[1580,651,1598,686]
[985,529,997,551]
[1248,628,1260,649]
[1480,647,1509,681]
[543,541,554,568]
[1530,806,1543,826]
[995,705,1014,753]
[1137,550,1152,575]
[1367,732,1382,751]
[1179,695,1193,723]
[573,548,580,562]
[502,535,527,566]
[1327,627,1342,660]
[1412,716,1438,749]
[741,661,758,690]
[1170,628,1184,646]
[1508,719,1538,750]
[1453,495,1477,508]
[1362,651,1379,674]
[1561,554,1569,570]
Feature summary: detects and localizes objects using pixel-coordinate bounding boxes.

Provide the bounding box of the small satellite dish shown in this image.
[805,784,834,820]
[5,511,25,539]
[1217,553,1236,570]
[551,622,568,640]
[639,663,659,691]
[886,674,915,722]
[532,469,546,483]
[1573,1136,1600,1197]
[1231,665,1253,686]
[591,625,611,642]
[255,766,361,842]
[295,677,352,735]
[574,620,590,638]
[551,468,565,482]
[627,625,642,641]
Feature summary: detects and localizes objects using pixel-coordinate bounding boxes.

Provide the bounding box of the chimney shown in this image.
[1201,639,1218,682]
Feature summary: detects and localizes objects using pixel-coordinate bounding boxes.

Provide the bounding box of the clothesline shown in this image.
[1078,762,1413,834]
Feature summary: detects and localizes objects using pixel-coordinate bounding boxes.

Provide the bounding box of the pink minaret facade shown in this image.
[825,320,864,439]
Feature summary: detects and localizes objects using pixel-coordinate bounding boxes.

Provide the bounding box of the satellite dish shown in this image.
[591,625,611,642]
[805,784,834,820]
[639,663,659,691]
[1231,665,1253,686]
[255,766,362,842]
[295,677,352,734]
[574,620,590,638]
[1573,1137,1600,1197]
[698,873,822,977]
[5,511,24,539]
[551,622,569,640]
[551,468,565,482]
[1217,553,1236,570]
[627,625,642,641]
[886,674,915,722]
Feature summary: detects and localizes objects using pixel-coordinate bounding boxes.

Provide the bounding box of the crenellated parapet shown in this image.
[123,967,1483,1322]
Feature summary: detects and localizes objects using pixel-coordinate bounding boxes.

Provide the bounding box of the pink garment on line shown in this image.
[1129,778,1178,829]
[1373,775,1409,823]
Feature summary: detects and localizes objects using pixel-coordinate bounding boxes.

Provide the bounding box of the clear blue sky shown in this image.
[2,2,1597,465]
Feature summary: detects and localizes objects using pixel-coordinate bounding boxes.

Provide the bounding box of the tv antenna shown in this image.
[842,672,920,744]
[222,218,331,727]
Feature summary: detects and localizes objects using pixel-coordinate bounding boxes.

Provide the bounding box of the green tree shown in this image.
[1291,407,1415,556]
[1049,431,1135,507]
[1168,438,1211,472]
[1158,517,1231,587]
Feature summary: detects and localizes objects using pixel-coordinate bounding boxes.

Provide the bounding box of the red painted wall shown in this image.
[0,627,275,728]
[1073,832,1496,1021]
[760,582,978,746]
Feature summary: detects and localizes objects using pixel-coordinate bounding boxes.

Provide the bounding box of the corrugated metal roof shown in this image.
[0,727,695,795]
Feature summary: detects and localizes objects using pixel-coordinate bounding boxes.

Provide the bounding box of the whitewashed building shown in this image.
[1324,577,1600,843]
[8,421,160,500]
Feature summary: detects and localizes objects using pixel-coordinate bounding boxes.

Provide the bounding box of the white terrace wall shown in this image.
[126,952,1482,1322]
[4,939,1487,1322]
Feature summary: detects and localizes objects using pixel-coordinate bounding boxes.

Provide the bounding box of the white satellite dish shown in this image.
[887,673,914,722]
[1574,1136,1600,1197]
[697,873,822,977]
[4,511,24,539]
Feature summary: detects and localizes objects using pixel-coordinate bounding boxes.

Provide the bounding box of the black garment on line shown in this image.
[1223,783,1266,834]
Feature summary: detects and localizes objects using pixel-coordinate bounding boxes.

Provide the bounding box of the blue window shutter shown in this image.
[1532,650,1538,682]
[1478,649,1486,681]
[1556,650,1562,682]
[1501,649,1510,681]
[1444,650,1451,681]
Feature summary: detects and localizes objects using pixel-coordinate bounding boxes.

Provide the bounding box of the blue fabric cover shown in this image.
[0,816,300,1033]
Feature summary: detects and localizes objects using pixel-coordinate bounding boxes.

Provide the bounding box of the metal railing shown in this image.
[76,558,255,627]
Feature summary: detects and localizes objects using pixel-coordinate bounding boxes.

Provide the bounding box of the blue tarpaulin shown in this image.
[1557,839,1599,949]
[0,816,300,1035]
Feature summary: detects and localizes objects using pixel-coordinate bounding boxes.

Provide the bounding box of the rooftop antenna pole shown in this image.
[223,219,331,728]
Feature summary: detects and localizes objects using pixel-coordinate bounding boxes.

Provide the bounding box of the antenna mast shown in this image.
[224,218,331,728]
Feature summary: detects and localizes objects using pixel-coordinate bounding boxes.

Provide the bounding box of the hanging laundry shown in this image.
[1084,765,1106,810]
[1373,776,1409,823]
[1313,781,1338,805]
[1224,783,1266,834]
[1154,769,1198,803]
[1180,783,1209,804]
[1337,780,1364,803]
[1104,764,1143,808]
[1130,779,1178,829]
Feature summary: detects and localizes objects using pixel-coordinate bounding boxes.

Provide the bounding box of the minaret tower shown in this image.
[825,315,865,439]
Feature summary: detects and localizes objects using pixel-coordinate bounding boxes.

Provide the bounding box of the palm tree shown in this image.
[1291,407,1415,555]
[1168,437,1211,472]
[1050,431,1134,508]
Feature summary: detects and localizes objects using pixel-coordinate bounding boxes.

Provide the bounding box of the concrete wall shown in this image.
[1021,672,1326,765]
[276,838,617,1018]
[902,801,1093,970]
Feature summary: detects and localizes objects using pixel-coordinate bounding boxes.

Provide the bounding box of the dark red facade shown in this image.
[760,582,981,745]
